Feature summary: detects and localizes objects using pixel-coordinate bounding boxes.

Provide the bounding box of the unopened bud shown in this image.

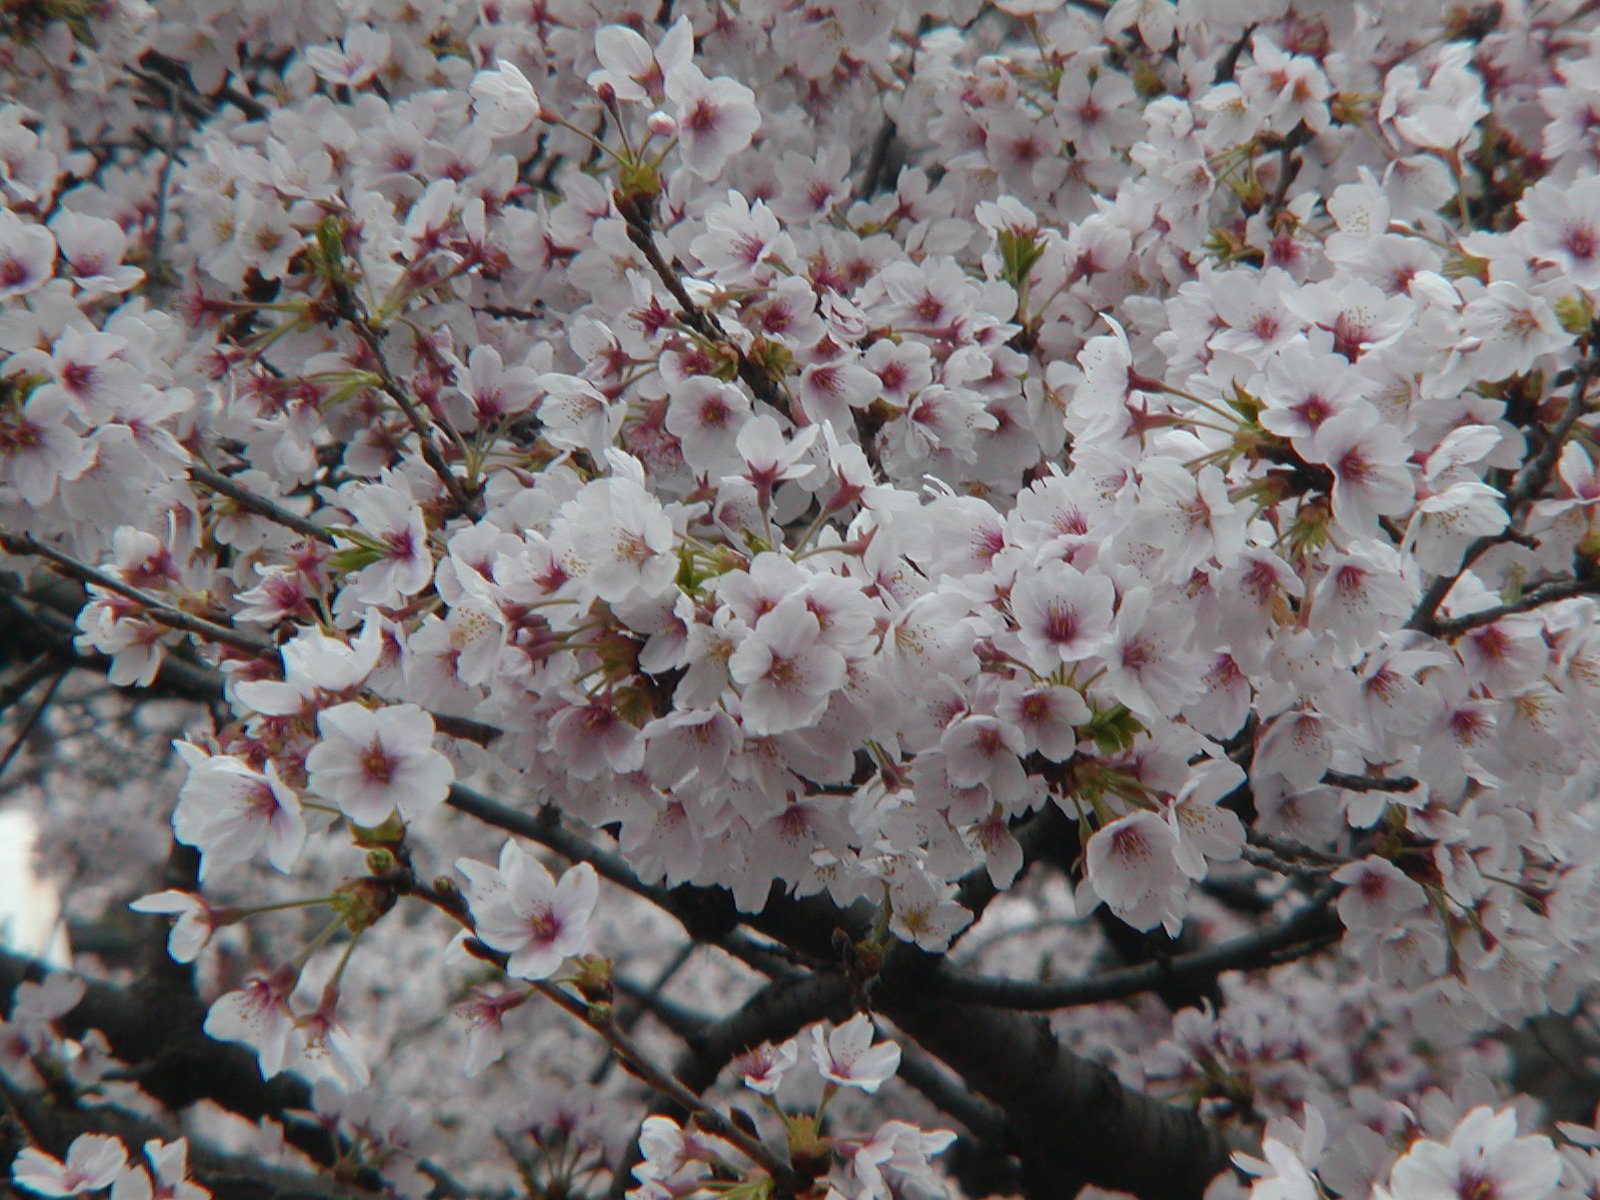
[572,954,613,1004]
[646,110,677,138]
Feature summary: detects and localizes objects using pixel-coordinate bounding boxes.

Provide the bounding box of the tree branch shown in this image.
[0,1081,380,1200]
[879,969,1239,1200]
[189,463,337,544]
[0,532,276,659]
[1409,358,1595,634]
[926,885,1342,1011]
[0,948,331,1165]
[1422,575,1600,638]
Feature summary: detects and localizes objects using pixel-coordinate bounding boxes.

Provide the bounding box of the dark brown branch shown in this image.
[1409,358,1595,634]
[1421,575,1600,638]
[0,573,228,706]
[916,885,1341,1012]
[0,1081,378,1200]
[189,463,337,544]
[1322,770,1420,793]
[880,969,1238,1200]
[0,655,64,716]
[894,1043,1021,1200]
[0,662,66,783]
[611,965,708,1043]
[0,948,331,1166]
[0,532,275,659]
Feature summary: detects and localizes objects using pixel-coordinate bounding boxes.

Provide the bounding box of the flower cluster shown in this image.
[6,0,1600,1197]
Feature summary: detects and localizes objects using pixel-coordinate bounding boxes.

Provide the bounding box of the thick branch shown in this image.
[880,968,1237,1200]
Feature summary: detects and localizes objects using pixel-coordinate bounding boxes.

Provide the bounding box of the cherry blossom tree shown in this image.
[7,1,1600,1199]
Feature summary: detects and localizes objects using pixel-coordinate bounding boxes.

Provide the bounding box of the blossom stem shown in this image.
[292,914,349,974]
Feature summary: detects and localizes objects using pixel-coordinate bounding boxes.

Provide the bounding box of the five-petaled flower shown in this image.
[305,702,454,826]
[460,842,600,981]
[810,1014,902,1094]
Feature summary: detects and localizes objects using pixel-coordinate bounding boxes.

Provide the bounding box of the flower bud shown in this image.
[572,954,613,1005]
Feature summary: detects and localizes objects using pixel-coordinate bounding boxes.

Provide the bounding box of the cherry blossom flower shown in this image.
[129,890,226,963]
[454,986,528,1077]
[1377,1107,1561,1200]
[171,746,306,878]
[727,598,847,735]
[557,473,677,605]
[203,969,297,1078]
[109,1139,210,1200]
[305,702,454,825]
[336,482,433,608]
[50,211,141,297]
[464,842,599,981]
[1084,809,1189,935]
[1303,408,1415,534]
[1406,482,1509,575]
[233,622,383,715]
[665,376,751,473]
[471,60,542,138]
[302,24,390,88]
[1517,174,1600,291]
[1234,1106,1327,1200]
[0,209,55,300]
[0,386,91,505]
[664,65,760,179]
[588,16,693,103]
[292,993,370,1091]
[689,191,793,287]
[1332,857,1429,934]
[1008,561,1115,671]
[12,1134,127,1197]
[850,1121,957,1200]
[811,1014,901,1093]
[733,1038,798,1094]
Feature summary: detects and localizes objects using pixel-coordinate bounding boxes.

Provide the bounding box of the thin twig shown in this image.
[328,283,481,518]
[0,664,67,783]
[141,74,186,304]
[929,885,1342,1011]
[535,980,799,1190]
[1,532,275,659]
[1322,770,1420,794]
[1423,575,1600,638]
[1409,358,1595,634]
[0,656,61,720]
[591,942,702,1083]
[620,217,791,414]
[189,464,336,543]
